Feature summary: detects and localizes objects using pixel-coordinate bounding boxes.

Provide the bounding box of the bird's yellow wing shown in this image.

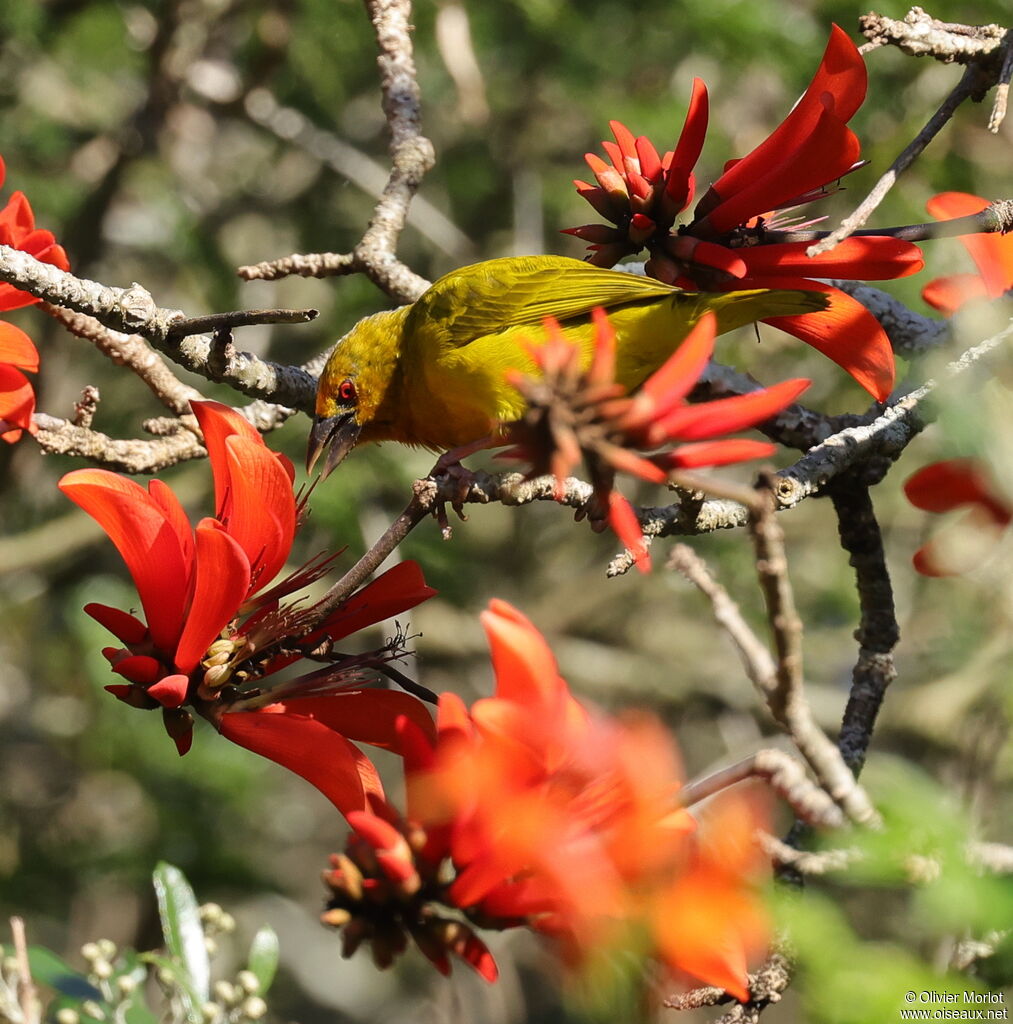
[405,255,677,352]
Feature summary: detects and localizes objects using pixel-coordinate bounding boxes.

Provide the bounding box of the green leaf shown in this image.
[246,927,279,994]
[27,947,101,1000]
[151,862,210,1023]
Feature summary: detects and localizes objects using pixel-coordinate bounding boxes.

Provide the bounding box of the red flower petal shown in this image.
[927,192,1013,299]
[705,25,866,207]
[310,561,436,644]
[174,520,251,673]
[607,491,650,573]
[903,459,1011,522]
[663,439,777,468]
[112,655,164,685]
[272,690,437,751]
[84,603,148,645]
[666,78,709,212]
[639,312,716,413]
[0,363,36,441]
[0,321,39,370]
[220,706,384,815]
[148,673,191,708]
[148,479,196,571]
[221,434,295,591]
[480,599,567,705]
[59,470,190,653]
[698,104,860,235]
[739,236,923,281]
[651,378,809,443]
[922,273,989,316]
[751,279,895,401]
[190,400,263,513]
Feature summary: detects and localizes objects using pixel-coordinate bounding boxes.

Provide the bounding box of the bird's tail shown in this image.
[690,286,829,335]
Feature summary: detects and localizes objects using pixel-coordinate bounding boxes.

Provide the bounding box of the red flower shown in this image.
[504,310,809,570]
[0,155,70,441]
[567,25,925,402]
[323,601,769,1000]
[0,321,41,443]
[921,192,1013,315]
[904,459,1012,576]
[0,155,70,311]
[60,400,436,814]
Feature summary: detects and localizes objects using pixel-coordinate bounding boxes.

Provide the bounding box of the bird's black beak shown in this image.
[306,413,361,479]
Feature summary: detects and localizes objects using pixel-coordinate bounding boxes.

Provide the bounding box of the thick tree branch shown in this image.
[0,245,318,410]
[829,482,899,776]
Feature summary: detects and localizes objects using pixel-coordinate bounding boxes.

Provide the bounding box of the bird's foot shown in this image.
[426,436,499,539]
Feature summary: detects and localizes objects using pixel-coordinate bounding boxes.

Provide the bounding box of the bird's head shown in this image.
[306,310,404,479]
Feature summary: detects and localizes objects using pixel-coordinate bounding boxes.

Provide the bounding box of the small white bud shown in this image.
[241,996,267,1020]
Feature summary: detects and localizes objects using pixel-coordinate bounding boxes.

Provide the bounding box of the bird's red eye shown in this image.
[338,380,357,403]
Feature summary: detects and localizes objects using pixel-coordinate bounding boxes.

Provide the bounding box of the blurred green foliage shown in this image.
[0,1,1011,1022]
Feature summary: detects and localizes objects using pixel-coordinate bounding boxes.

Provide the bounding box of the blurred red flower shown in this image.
[0,154,71,441]
[60,400,436,813]
[921,192,1013,315]
[504,309,808,569]
[904,458,1012,576]
[326,600,769,999]
[567,25,925,402]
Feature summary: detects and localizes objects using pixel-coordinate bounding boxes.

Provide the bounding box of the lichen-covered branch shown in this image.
[0,244,318,410]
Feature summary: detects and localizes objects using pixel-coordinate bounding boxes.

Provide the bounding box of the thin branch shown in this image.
[680,750,845,828]
[667,543,778,693]
[166,307,318,339]
[43,303,204,415]
[10,918,40,1024]
[33,413,205,472]
[829,481,899,776]
[748,475,880,826]
[758,834,861,875]
[238,0,436,304]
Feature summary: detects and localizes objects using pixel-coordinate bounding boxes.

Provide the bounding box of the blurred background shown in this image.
[1,0,1011,1021]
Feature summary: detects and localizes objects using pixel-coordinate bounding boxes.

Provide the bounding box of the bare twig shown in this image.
[680,750,845,828]
[166,307,318,339]
[33,413,205,472]
[667,543,778,692]
[10,918,40,1024]
[43,303,204,415]
[238,0,436,304]
[666,952,794,1019]
[758,833,861,875]
[748,475,880,826]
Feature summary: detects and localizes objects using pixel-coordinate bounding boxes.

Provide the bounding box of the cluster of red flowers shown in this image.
[503,308,809,568]
[567,25,925,402]
[322,600,769,998]
[60,401,437,814]
[0,155,70,442]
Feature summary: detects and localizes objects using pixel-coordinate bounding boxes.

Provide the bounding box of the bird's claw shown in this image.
[428,460,476,540]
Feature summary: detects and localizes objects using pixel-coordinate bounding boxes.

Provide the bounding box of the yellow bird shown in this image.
[307,255,826,477]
